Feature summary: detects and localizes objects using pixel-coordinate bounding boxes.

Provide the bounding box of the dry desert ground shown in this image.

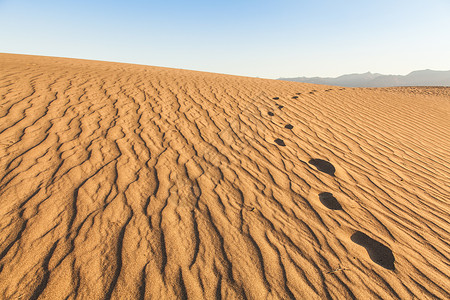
[0,53,449,299]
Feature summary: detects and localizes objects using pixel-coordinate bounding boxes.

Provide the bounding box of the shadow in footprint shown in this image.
[273,97,280,100]
[318,192,342,210]
[268,112,274,116]
[284,124,293,129]
[292,96,298,99]
[274,139,286,146]
[351,231,395,270]
[309,159,336,176]
[278,105,284,109]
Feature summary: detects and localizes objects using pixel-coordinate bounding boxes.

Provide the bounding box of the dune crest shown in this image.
[0,53,449,299]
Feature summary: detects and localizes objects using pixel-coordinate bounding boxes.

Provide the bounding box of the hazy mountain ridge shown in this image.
[279,70,450,87]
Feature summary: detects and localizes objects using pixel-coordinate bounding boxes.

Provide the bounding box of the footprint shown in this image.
[278,105,284,109]
[318,192,342,210]
[273,97,280,100]
[243,205,255,211]
[284,124,293,129]
[292,96,298,99]
[296,93,301,95]
[351,231,395,270]
[309,159,336,176]
[268,112,274,116]
[274,139,286,146]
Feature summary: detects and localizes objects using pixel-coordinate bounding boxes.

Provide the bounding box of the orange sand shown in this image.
[0,53,449,299]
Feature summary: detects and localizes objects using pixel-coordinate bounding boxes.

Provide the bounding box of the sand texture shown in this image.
[0,53,449,299]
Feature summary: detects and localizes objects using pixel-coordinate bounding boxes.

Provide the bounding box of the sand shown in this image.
[0,53,449,299]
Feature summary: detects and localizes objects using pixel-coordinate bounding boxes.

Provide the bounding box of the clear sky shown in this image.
[1,0,449,78]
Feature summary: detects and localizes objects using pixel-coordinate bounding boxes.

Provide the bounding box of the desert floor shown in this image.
[0,53,449,299]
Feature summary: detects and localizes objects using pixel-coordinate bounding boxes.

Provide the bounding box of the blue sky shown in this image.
[1,0,449,78]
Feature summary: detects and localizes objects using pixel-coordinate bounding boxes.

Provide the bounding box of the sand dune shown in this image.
[0,53,449,299]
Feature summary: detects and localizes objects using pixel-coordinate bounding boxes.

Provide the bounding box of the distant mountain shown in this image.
[279,70,450,87]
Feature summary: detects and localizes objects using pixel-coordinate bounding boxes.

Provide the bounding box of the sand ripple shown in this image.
[0,53,449,299]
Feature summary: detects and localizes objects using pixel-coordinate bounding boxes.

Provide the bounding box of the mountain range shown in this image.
[279,69,450,87]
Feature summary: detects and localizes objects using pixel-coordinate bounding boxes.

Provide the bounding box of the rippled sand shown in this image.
[0,53,449,299]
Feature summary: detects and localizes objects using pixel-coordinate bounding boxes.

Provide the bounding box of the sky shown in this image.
[0,0,449,78]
